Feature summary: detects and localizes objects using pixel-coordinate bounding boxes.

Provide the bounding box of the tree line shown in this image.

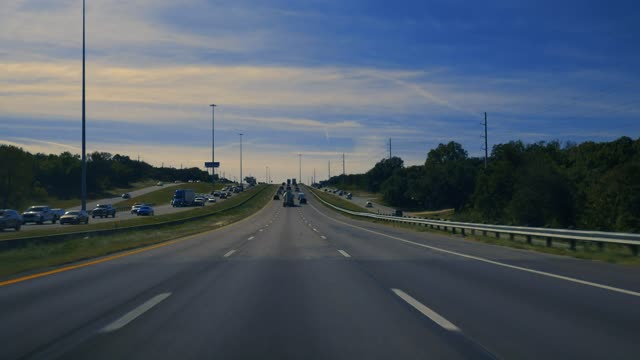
[323,137,640,232]
[0,145,212,210]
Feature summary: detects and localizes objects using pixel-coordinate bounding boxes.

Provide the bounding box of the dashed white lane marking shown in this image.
[224,249,236,257]
[321,236,327,240]
[102,293,172,333]
[248,236,255,241]
[392,289,460,332]
[313,228,318,232]
[309,203,640,298]
[337,249,351,258]
[259,229,264,232]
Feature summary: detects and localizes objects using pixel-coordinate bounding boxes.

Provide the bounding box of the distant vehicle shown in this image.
[273,194,280,200]
[60,210,89,225]
[194,198,206,206]
[207,197,217,203]
[22,205,56,225]
[131,203,145,214]
[213,191,221,197]
[219,193,227,199]
[298,193,307,204]
[174,180,180,183]
[295,187,300,193]
[51,208,66,221]
[188,180,194,183]
[0,209,22,231]
[92,204,116,218]
[121,193,131,199]
[365,201,373,208]
[173,189,196,207]
[346,193,352,200]
[283,190,295,207]
[394,209,403,217]
[136,205,154,216]
[292,178,297,186]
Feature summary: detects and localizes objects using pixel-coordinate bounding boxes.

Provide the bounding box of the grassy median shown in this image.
[0,185,275,277]
[308,187,640,265]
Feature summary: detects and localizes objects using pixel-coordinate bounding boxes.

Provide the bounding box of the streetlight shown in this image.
[265,166,268,184]
[81,0,87,211]
[239,133,243,187]
[209,104,216,185]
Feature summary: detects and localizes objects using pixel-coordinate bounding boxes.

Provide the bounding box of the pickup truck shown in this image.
[91,204,116,218]
[22,205,56,224]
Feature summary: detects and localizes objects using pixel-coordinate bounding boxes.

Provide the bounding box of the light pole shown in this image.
[209,104,216,185]
[81,0,87,211]
[239,133,243,186]
[265,166,268,184]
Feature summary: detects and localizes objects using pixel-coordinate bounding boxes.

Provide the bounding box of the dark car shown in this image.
[92,204,116,218]
[136,205,154,216]
[121,193,131,199]
[273,194,280,200]
[219,193,227,199]
[60,210,89,225]
[0,209,22,231]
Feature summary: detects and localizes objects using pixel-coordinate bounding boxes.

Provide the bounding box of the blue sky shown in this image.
[1,0,639,182]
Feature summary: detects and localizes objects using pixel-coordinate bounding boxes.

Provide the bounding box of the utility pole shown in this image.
[210,104,216,184]
[482,112,488,169]
[342,153,345,175]
[81,0,86,211]
[328,160,331,180]
[313,168,316,185]
[239,133,243,185]
[389,138,392,159]
[298,154,302,183]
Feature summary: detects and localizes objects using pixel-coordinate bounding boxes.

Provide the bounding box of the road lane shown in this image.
[60,201,478,360]
[301,191,640,359]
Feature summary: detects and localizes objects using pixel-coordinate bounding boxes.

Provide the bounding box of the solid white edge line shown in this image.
[392,289,460,332]
[309,204,640,298]
[338,249,351,258]
[224,249,236,257]
[102,293,171,333]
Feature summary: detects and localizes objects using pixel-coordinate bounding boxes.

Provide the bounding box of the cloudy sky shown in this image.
[1,0,639,183]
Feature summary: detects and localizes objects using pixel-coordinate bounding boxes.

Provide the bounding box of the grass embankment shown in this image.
[410,208,456,220]
[114,182,224,207]
[37,180,161,209]
[308,187,371,213]
[309,187,640,265]
[0,185,275,277]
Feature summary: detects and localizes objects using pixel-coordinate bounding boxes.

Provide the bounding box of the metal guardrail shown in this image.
[310,189,640,255]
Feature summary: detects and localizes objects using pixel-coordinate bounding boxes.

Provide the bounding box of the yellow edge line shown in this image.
[0,192,271,287]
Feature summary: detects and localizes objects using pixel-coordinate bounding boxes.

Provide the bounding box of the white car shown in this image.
[365,201,373,208]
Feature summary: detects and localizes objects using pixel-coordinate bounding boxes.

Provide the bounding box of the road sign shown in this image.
[204,162,220,168]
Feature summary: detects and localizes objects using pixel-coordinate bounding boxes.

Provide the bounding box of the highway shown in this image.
[1,190,639,359]
[17,184,234,233]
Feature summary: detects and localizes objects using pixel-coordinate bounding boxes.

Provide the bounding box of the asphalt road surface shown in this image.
[1,191,639,359]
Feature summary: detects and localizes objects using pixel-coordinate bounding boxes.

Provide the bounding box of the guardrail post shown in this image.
[483,230,487,236]
[495,232,500,239]
[570,239,576,251]
[598,242,604,251]
[630,244,639,256]
[546,237,552,247]
[451,227,456,234]
[461,228,465,236]
[471,229,475,235]
[526,235,532,244]
[509,233,514,241]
